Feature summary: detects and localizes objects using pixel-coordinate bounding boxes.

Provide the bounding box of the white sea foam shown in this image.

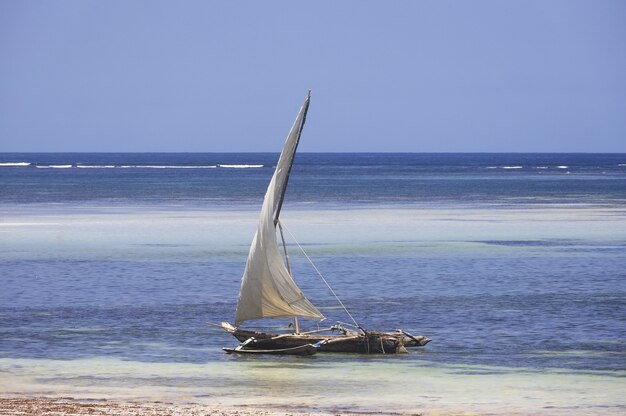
[9,163,266,169]
[140,165,217,169]
[501,166,523,169]
[217,164,264,168]
[33,164,222,169]
[618,164,626,167]
[0,162,31,167]
[556,165,569,169]
[118,165,217,169]
[536,166,548,169]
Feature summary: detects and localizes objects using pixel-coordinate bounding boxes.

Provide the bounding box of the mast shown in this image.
[273,90,310,333]
[277,219,300,334]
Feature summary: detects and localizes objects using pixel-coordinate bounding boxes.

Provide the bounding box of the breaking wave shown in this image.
[2,163,266,169]
[115,165,218,169]
[217,164,264,168]
[0,162,31,167]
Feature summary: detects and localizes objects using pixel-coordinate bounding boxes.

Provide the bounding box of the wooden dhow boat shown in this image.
[216,91,430,355]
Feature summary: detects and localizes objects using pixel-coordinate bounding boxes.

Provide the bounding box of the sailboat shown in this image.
[217,91,431,355]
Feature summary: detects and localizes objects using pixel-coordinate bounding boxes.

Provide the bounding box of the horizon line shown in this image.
[2,151,626,155]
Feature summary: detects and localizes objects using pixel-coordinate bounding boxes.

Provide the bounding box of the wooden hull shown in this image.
[223,343,318,356]
[227,328,430,354]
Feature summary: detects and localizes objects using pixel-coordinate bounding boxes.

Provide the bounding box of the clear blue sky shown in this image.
[1,1,624,152]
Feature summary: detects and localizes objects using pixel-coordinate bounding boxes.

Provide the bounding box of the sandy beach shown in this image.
[0,397,411,416]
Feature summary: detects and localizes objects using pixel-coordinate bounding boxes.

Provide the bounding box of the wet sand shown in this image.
[0,397,406,416]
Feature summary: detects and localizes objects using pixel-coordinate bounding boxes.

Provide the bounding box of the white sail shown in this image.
[235,92,325,326]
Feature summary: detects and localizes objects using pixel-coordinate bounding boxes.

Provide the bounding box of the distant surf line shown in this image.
[0,162,31,167]
[0,163,266,169]
[486,166,574,170]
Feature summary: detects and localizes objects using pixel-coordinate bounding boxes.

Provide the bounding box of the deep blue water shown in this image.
[1,152,625,206]
[0,153,625,375]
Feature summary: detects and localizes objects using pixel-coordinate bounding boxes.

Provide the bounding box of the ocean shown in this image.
[1,153,625,414]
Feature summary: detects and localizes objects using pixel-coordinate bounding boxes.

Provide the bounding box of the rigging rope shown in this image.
[281,223,361,329]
